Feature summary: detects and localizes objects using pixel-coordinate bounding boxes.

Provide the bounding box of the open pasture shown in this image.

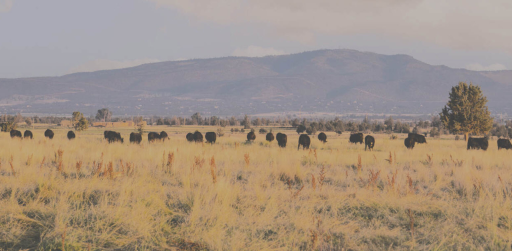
[1,127,511,250]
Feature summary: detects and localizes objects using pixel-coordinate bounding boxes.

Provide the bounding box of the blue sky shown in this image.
[1,0,511,78]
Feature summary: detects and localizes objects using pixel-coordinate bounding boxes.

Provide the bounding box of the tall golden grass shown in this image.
[0,127,511,250]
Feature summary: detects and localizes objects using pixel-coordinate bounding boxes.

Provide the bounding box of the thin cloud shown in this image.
[232,46,286,57]
[150,0,512,53]
[466,63,507,72]
[67,58,160,74]
[0,0,13,13]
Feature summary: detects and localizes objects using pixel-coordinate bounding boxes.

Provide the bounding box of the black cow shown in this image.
[205,132,217,144]
[408,133,427,144]
[498,138,512,150]
[365,135,375,151]
[298,134,311,150]
[44,129,54,139]
[276,133,287,148]
[404,137,415,149]
[130,132,142,144]
[10,130,22,139]
[349,133,364,144]
[23,130,33,139]
[186,133,194,142]
[467,137,488,150]
[266,132,274,142]
[148,132,161,142]
[160,131,169,141]
[318,132,327,143]
[67,131,76,140]
[105,131,123,143]
[247,131,256,141]
[104,130,111,139]
[193,131,203,142]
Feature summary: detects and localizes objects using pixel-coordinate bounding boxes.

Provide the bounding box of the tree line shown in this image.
[0,82,507,139]
[1,111,88,132]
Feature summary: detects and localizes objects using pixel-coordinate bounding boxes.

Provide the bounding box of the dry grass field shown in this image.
[1,126,511,250]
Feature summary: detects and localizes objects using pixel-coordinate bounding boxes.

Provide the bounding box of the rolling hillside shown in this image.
[1,49,510,117]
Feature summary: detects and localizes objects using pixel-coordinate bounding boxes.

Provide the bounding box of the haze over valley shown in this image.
[1,49,511,118]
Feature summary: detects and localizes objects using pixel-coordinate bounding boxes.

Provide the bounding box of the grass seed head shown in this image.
[244,153,250,166]
[9,156,15,177]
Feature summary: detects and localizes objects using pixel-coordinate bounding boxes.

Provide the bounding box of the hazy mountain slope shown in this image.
[0,49,510,116]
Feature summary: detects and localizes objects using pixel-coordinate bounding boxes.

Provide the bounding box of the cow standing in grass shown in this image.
[186,133,194,142]
[276,133,287,148]
[67,131,76,140]
[23,130,33,139]
[160,131,169,141]
[10,130,22,139]
[104,131,111,140]
[298,134,311,150]
[404,137,415,149]
[467,137,488,150]
[105,131,123,143]
[318,132,327,143]
[408,133,427,144]
[148,132,161,143]
[365,135,375,151]
[205,132,217,144]
[266,132,274,142]
[130,132,142,144]
[497,138,512,150]
[45,129,54,139]
[194,131,203,143]
[247,131,256,142]
[349,133,364,144]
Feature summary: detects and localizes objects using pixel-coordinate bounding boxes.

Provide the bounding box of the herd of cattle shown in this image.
[6,128,512,151]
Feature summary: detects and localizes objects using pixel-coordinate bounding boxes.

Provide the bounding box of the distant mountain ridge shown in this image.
[0,49,511,117]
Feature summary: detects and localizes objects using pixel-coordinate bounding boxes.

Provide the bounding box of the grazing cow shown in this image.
[365,135,375,151]
[104,130,111,139]
[404,137,415,149]
[148,132,162,142]
[186,133,194,142]
[247,131,256,141]
[44,129,54,139]
[105,131,123,143]
[160,131,169,141]
[318,132,327,143]
[205,132,217,144]
[276,133,287,148]
[467,137,488,150]
[193,131,203,143]
[67,131,76,140]
[23,130,33,139]
[349,133,364,144]
[408,133,427,144]
[497,138,512,150]
[10,130,22,139]
[266,132,274,142]
[298,134,311,150]
[130,132,142,144]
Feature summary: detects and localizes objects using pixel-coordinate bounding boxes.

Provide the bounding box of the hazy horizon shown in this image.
[4,48,509,79]
[1,0,512,78]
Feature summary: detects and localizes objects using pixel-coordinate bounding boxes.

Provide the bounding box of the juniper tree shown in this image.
[72,111,89,131]
[440,82,493,140]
